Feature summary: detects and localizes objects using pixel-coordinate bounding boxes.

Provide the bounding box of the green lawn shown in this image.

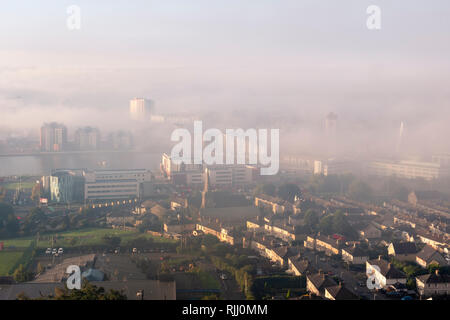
[34,227,177,248]
[0,238,34,249]
[0,251,23,276]
[2,181,36,190]
[1,228,177,257]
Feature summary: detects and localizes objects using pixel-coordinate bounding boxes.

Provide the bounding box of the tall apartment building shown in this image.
[366,160,449,181]
[84,169,153,201]
[108,131,133,150]
[129,98,154,121]
[75,127,101,150]
[40,122,67,152]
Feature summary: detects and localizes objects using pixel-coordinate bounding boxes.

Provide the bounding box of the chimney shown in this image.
[353,243,356,248]
[378,255,382,261]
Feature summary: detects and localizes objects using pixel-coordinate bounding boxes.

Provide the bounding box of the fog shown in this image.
[1,0,450,159]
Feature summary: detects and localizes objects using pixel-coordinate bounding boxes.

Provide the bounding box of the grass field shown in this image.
[0,238,34,249]
[2,181,36,190]
[0,251,23,276]
[33,227,177,249]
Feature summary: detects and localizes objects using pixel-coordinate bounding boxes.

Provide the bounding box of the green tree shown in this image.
[304,209,319,232]
[54,281,127,300]
[102,235,121,248]
[348,180,373,202]
[278,184,301,202]
[13,264,33,282]
[319,215,334,235]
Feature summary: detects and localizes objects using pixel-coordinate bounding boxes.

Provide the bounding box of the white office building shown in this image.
[367,160,449,181]
[84,169,152,201]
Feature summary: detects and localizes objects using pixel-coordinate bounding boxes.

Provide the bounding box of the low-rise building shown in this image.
[315,235,342,256]
[324,284,359,300]
[196,222,237,246]
[359,224,382,240]
[306,272,337,297]
[366,258,407,288]
[388,242,418,262]
[288,255,316,276]
[341,245,369,265]
[416,270,450,297]
[416,245,448,268]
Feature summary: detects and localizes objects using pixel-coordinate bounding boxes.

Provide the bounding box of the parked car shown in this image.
[58,248,64,254]
[45,248,52,254]
[52,249,57,255]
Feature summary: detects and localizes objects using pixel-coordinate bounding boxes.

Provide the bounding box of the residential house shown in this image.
[416,270,450,297]
[416,245,448,268]
[388,242,418,262]
[315,235,342,256]
[366,257,407,288]
[306,272,337,297]
[359,224,382,240]
[196,222,238,246]
[324,284,359,300]
[341,245,369,265]
[288,255,317,276]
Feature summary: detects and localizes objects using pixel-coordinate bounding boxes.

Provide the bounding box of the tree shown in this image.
[102,235,121,248]
[319,215,334,235]
[31,183,42,202]
[304,209,319,232]
[54,281,127,300]
[37,262,45,274]
[348,180,373,202]
[13,264,33,282]
[278,184,301,202]
[331,210,355,237]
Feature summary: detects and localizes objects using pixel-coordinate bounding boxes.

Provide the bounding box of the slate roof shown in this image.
[307,273,337,291]
[416,245,445,263]
[325,285,359,300]
[367,259,407,279]
[390,242,417,255]
[416,272,450,284]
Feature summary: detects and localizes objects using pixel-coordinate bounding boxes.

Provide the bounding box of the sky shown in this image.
[1,1,450,157]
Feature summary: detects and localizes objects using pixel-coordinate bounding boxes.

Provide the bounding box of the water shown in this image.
[0,152,162,176]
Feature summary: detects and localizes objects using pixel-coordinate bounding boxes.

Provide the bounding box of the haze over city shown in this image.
[0,1,449,307]
[1,1,450,158]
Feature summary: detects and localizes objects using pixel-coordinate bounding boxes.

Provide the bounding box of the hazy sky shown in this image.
[1,1,450,156]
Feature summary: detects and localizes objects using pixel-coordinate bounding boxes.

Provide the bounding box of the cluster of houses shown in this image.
[120,189,450,300]
[197,191,450,299]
